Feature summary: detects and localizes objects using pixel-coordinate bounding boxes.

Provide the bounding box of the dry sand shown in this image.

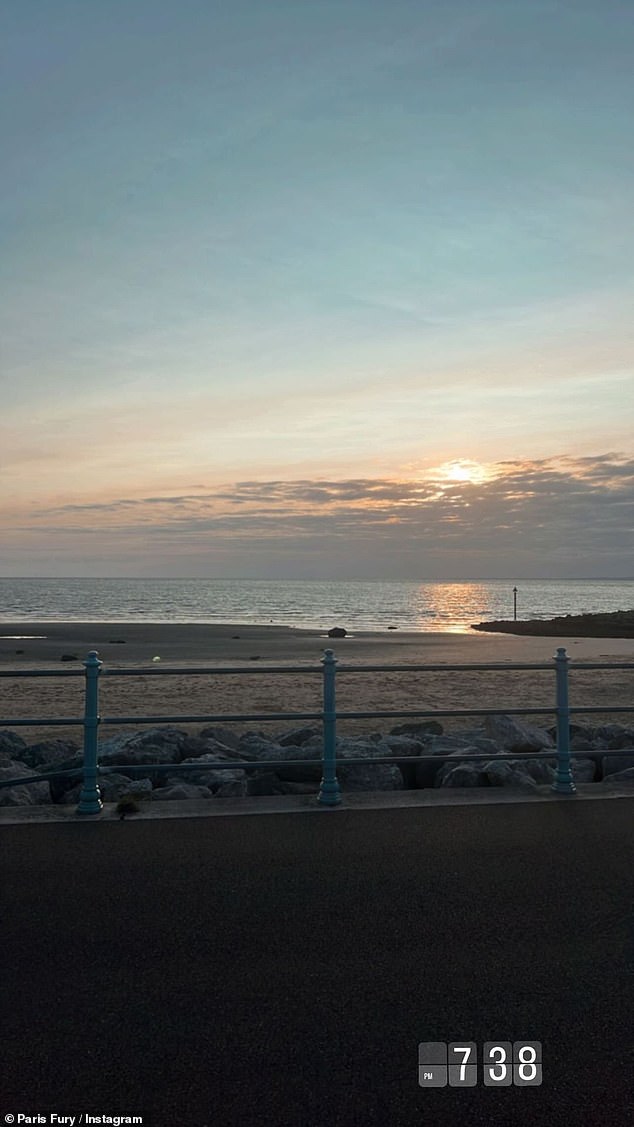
[0,621,632,745]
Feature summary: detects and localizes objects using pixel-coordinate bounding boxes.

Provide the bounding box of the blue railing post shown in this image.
[77,650,103,815]
[551,647,576,795]
[318,648,341,806]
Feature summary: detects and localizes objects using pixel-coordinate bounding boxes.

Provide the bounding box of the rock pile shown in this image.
[1,716,633,807]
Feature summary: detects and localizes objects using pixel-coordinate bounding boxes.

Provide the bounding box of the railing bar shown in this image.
[99,712,325,725]
[333,708,559,718]
[0,717,84,726]
[1,661,631,680]
[569,706,634,714]
[101,665,325,676]
[0,669,86,678]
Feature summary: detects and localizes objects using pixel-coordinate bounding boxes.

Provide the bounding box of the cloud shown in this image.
[2,453,632,578]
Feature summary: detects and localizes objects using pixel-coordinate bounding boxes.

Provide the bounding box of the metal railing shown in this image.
[0,647,632,814]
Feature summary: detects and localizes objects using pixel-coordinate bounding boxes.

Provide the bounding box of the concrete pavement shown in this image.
[1,796,633,1127]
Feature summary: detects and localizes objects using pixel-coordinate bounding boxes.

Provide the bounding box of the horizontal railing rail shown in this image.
[0,647,631,813]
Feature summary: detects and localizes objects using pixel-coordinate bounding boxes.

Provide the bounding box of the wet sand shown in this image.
[0,621,632,743]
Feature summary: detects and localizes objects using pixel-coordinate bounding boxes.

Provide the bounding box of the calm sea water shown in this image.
[0,577,632,633]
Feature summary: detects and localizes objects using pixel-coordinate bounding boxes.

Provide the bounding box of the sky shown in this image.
[1,0,633,579]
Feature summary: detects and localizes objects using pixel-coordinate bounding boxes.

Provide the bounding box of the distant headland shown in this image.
[471,609,634,638]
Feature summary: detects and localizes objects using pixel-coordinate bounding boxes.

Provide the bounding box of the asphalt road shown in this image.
[2,799,633,1127]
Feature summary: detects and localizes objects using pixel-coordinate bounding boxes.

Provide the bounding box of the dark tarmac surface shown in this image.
[2,799,633,1127]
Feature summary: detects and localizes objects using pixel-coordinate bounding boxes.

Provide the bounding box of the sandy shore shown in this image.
[1,621,632,744]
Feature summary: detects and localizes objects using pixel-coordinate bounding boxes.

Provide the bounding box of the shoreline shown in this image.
[2,619,634,666]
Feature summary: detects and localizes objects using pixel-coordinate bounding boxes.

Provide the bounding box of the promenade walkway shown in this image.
[2,796,633,1127]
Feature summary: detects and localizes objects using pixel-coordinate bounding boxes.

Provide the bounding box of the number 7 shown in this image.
[454,1046,472,1080]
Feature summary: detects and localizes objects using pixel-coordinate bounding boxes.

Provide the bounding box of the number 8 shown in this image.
[518,1045,537,1081]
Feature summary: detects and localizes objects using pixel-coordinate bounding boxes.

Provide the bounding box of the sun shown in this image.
[435,460,493,485]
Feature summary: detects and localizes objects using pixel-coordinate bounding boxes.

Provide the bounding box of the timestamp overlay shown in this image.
[418,1042,543,1087]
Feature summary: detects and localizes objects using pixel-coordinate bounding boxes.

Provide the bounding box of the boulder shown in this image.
[335,737,403,791]
[274,743,323,784]
[20,738,79,769]
[434,750,489,787]
[198,726,242,750]
[152,783,214,801]
[0,759,51,805]
[602,768,634,786]
[97,774,153,803]
[98,727,193,768]
[171,755,247,791]
[593,724,634,749]
[327,627,347,638]
[484,715,555,753]
[246,771,289,796]
[601,750,634,779]
[276,726,321,747]
[437,764,490,788]
[483,761,540,790]
[237,733,284,761]
[389,721,443,738]
[382,734,428,788]
[414,735,478,788]
[0,731,28,758]
[569,757,597,784]
[215,777,249,797]
[47,754,85,803]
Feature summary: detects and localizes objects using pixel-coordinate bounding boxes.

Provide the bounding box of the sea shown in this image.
[0,577,632,634]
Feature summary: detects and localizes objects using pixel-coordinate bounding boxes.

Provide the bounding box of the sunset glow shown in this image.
[1,2,632,578]
[435,461,496,486]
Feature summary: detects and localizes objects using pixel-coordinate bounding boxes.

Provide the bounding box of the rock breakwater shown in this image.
[1,715,633,807]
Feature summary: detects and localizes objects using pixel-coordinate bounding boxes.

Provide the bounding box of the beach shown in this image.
[1,621,632,745]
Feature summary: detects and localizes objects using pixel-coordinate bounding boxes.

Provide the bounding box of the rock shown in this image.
[20,738,79,769]
[414,735,477,788]
[602,768,634,786]
[246,771,287,796]
[436,763,490,788]
[335,737,403,791]
[382,734,427,788]
[276,726,321,747]
[389,721,443,738]
[47,754,84,802]
[98,727,193,768]
[199,726,241,750]
[483,761,540,790]
[434,749,487,787]
[273,743,323,784]
[60,653,79,662]
[569,757,597,783]
[327,627,347,638]
[601,750,634,779]
[93,774,153,803]
[0,731,28,758]
[174,755,247,790]
[484,715,555,753]
[152,783,214,801]
[215,778,249,797]
[57,784,83,805]
[570,735,597,752]
[593,724,634,749]
[238,733,284,761]
[0,759,51,805]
